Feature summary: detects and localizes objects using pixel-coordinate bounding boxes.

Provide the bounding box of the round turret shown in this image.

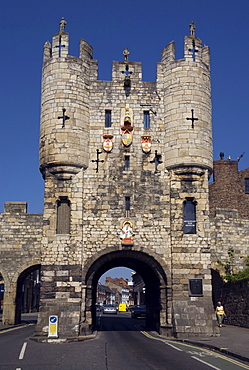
[39,19,93,179]
[160,29,213,174]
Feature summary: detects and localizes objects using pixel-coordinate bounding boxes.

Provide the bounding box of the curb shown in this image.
[30,331,98,343]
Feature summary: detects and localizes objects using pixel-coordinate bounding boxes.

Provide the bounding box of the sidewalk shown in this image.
[182,325,249,363]
[0,315,248,363]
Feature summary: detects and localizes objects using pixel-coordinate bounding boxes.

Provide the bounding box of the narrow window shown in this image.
[143,111,150,129]
[124,155,130,170]
[183,198,196,234]
[189,279,203,297]
[105,110,112,127]
[125,196,130,217]
[245,178,249,194]
[56,197,70,234]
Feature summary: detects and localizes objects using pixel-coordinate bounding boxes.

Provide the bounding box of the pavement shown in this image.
[0,314,248,363]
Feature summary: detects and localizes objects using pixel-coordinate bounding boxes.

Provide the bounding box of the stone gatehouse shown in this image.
[0,19,249,340]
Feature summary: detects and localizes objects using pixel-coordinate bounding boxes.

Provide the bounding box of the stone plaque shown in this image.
[189,279,203,296]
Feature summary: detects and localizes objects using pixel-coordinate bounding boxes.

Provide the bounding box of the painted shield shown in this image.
[103,134,113,152]
[121,133,132,147]
[141,135,152,153]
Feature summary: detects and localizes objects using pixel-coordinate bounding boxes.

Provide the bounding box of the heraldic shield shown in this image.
[121,107,133,147]
[141,135,152,153]
[103,134,114,152]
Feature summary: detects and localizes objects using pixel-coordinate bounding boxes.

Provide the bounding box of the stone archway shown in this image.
[81,250,172,336]
[0,272,4,314]
[15,264,41,324]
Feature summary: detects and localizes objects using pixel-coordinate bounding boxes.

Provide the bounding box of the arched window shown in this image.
[183,198,196,234]
[56,196,70,234]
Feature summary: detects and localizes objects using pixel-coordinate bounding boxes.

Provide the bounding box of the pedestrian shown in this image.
[216,301,226,327]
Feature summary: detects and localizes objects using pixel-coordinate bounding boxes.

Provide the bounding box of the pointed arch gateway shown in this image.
[81,250,172,335]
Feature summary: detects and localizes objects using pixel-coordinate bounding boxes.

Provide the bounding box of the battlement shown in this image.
[161,37,210,68]
[4,201,27,214]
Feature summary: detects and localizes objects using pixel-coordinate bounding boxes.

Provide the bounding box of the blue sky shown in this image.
[1,1,249,280]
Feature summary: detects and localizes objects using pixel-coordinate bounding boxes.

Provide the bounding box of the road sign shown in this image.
[48,315,58,338]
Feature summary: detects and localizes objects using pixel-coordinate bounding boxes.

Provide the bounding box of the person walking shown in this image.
[216,301,226,327]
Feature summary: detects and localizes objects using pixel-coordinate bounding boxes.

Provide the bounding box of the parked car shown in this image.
[131,305,146,318]
[103,305,118,314]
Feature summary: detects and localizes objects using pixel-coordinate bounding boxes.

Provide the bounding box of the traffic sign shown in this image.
[48,315,58,338]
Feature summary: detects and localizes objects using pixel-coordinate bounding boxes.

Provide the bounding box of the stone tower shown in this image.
[158,22,214,337]
[37,18,93,337]
[35,19,216,340]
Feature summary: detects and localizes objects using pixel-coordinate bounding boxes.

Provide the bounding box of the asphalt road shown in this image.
[0,312,249,369]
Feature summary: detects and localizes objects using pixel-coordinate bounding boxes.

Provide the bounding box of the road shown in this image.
[0,312,249,369]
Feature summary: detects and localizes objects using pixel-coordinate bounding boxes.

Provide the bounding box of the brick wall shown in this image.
[209,158,249,218]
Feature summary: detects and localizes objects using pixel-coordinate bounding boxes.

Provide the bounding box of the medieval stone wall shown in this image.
[0,202,42,324]
[0,202,42,277]
[220,278,249,328]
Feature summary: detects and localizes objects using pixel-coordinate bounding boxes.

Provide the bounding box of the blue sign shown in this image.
[49,316,58,324]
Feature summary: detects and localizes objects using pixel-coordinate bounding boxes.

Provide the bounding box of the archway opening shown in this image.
[85,250,168,333]
[15,264,41,324]
[0,273,4,314]
[211,268,224,309]
[98,267,134,308]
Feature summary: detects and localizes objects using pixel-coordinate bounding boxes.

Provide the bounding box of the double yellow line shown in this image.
[140,330,249,370]
[0,323,34,334]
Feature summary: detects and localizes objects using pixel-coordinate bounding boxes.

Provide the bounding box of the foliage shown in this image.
[217,249,249,282]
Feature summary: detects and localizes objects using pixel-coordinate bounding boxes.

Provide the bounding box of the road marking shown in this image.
[192,356,221,370]
[165,342,182,351]
[140,330,249,369]
[19,342,27,360]
[0,323,34,334]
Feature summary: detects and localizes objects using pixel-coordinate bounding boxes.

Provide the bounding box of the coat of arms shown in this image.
[141,135,152,153]
[121,107,133,147]
[102,134,114,152]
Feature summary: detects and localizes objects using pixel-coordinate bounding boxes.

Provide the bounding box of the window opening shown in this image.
[125,196,130,217]
[56,197,70,234]
[105,110,112,128]
[143,111,150,129]
[124,155,130,170]
[183,198,196,234]
[245,178,249,194]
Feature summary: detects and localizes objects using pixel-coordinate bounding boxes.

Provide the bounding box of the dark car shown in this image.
[131,304,146,318]
[103,305,118,314]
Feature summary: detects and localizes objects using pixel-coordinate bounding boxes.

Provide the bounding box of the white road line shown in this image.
[19,342,27,360]
[165,342,183,351]
[192,356,221,370]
